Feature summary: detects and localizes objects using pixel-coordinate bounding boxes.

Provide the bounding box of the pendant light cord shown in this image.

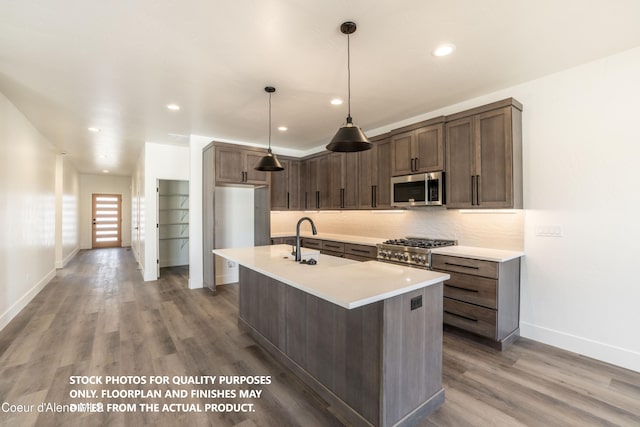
[268,91,272,151]
[347,32,352,122]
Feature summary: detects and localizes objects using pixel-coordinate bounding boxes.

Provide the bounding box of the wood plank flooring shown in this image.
[0,248,639,426]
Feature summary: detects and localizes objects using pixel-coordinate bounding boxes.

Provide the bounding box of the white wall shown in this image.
[131,143,145,272]
[142,142,190,281]
[0,91,57,331]
[55,155,80,268]
[79,174,132,249]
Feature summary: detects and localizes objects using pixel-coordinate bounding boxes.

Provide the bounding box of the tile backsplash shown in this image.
[271,208,524,251]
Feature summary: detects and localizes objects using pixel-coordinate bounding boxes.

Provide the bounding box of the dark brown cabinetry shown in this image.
[305,154,330,209]
[300,237,322,250]
[329,153,359,209]
[298,237,377,262]
[432,253,521,350]
[445,98,523,209]
[215,144,269,185]
[357,134,392,209]
[270,157,301,210]
[391,117,445,176]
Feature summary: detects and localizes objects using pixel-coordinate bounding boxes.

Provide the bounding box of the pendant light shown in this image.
[326,21,372,152]
[255,86,285,172]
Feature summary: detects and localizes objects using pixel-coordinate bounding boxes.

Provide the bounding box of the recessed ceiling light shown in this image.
[330,98,343,106]
[88,127,100,132]
[432,43,456,57]
[278,126,288,132]
[99,154,107,159]
[166,104,181,111]
[102,169,110,173]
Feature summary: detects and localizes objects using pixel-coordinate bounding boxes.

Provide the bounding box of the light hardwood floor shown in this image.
[0,248,638,426]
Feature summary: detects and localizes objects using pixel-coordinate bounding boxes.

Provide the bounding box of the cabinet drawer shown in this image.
[321,250,345,258]
[443,272,497,309]
[432,254,498,279]
[322,240,345,252]
[302,238,322,250]
[444,298,497,339]
[344,243,377,259]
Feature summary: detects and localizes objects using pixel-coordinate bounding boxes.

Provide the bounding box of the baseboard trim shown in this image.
[56,247,80,269]
[0,268,56,332]
[520,321,640,373]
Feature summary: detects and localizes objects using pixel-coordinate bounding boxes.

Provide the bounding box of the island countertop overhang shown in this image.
[213,245,450,309]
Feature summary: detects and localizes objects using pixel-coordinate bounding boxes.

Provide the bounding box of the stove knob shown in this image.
[403,254,409,261]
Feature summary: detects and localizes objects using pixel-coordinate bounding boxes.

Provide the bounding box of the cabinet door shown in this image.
[307,157,318,208]
[300,160,309,209]
[445,117,475,208]
[357,146,376,208]
[343,153,359,209]
[270,158,290,210]
[287,160,301,210]
[245,150,269,185]
[476,107,513,208]
[414,124,444,172]
[390,131,414,176]
[375,139,392,208]
[215,146,245,184]
[316,155,330,209]
[329,153,345,209]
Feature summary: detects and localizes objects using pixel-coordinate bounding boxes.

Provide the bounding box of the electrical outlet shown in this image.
[227,261,236,268]
[410,295,422,310]
[534,224,563,237]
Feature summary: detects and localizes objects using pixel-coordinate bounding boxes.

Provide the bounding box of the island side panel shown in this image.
[239,266,286,351]
[382,283,444,426]
[304,289,381,425]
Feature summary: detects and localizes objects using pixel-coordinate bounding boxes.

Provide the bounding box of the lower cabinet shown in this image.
[271,236,296,246]
[292,238,377,262]
[431,253,521,350]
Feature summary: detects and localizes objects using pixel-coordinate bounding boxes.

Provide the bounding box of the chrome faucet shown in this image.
[295,217,317,262]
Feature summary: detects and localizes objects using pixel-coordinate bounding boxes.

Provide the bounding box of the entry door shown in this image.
[92,194,122,248]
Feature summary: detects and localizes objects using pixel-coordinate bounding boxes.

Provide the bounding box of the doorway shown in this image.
[92,193,122,248]
[158,180,189,278]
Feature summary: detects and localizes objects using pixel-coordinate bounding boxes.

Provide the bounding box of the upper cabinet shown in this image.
[329,152,359,209]
[445,98,523,209]
[215,144,269,185]
[357,134,391,209]
[270,157,301,211]
[390,117,445,176]
[305,154,330,209]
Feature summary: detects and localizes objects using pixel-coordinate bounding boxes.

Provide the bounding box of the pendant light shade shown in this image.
[326,21,372,153]
[254,148,283,171]
[255,86,284,172]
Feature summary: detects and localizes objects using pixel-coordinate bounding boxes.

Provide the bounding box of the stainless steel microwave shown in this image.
[391,172,445,207]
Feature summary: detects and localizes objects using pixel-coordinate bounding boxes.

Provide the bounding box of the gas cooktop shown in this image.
[377,237,456,268]
[381,237,457,249]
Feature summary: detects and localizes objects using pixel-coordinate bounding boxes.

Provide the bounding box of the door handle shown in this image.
[471,175,476,205]
[475,175,480,206]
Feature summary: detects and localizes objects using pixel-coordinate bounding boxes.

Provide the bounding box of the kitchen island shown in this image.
[213,245,450,427]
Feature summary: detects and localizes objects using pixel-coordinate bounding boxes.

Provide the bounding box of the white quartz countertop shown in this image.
[271,232,385,246]
[430,245,524,262]
[213,245,449,309]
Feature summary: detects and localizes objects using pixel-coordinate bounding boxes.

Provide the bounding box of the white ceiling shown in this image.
[2,0,640,175]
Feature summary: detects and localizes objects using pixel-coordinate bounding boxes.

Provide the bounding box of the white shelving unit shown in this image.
[158,180,189,268]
